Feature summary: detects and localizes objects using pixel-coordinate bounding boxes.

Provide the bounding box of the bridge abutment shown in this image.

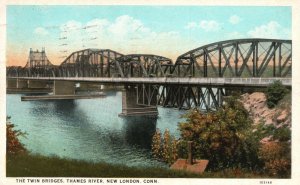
[119,85,158,117]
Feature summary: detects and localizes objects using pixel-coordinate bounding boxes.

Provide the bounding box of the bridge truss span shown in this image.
[116,54,173,77]
[136,84,224,110]
[174,39,292,78]
[59,49,124,77]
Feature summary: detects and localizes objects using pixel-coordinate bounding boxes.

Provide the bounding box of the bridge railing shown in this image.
[224,78,291,86]
[8,76,291,87]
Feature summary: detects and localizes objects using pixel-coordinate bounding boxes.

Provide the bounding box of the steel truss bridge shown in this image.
[7,38,292,111]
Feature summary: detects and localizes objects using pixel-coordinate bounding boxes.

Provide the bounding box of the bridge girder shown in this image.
[116,54,173,77]
[173,38,292,77]
[136,84,224,110]
[6,38,292,78]
[59,48,124,77]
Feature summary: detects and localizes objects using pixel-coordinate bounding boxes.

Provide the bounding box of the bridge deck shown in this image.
[9,77,292,87]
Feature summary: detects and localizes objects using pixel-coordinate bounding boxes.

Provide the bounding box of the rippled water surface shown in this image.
[6,91,186,167]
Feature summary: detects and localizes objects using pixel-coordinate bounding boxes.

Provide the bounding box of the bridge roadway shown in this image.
[11,77,292,87]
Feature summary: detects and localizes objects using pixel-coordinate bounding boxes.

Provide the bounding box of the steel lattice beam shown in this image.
[174,39,292,77]
[136,84,225,110]
[6,39,292,78]
[116,54,173,77]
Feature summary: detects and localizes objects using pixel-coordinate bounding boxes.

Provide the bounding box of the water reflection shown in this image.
[122,116,157,149]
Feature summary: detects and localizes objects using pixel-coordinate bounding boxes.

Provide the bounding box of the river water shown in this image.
[6,91,186,168]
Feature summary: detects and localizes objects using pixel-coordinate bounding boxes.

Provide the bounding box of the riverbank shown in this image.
[7,153,267,178]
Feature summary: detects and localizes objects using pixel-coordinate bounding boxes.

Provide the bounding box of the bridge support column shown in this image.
[53,80,75,95]
[119,85,158,117]
[28,80,48,89]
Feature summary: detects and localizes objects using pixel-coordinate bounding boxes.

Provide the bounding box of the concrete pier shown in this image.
[119,85,158,117]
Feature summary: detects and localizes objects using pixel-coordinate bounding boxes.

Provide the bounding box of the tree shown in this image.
[178,96,261,170]
[151,129,178,165]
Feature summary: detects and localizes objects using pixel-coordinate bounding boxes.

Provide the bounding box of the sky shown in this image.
[6,5,291,66]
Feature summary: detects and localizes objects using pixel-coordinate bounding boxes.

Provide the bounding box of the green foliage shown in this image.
[6,116,27,155]
[151,129,178,165]
[273,126,291,142]
[253,122,291,142]
[265,80,289,108]
[178,96,262,170]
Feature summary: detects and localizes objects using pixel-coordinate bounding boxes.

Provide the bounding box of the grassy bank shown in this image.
[7,153,268,178]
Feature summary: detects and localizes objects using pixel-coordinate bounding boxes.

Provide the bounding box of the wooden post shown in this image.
[187,141,193,165]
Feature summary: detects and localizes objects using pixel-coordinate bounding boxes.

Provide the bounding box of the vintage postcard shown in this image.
[1,0,299,185]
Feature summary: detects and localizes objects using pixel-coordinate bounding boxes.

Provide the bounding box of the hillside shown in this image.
[241,92,291,128]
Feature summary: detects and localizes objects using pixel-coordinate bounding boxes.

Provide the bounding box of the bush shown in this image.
[6,116,27,155]
[266,80,289,108]
[151,129,178,165]
[255,123,291,177]
[273,126,291,142]
[258,142,291,177]
[177,96,261,170]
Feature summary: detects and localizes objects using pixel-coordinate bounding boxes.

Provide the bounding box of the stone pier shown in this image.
[119,85,158,117]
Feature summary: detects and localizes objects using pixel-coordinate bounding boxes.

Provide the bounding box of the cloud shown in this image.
[108,15,150,40]
[199,20,221,32]
[185,22,197,29]
[184,20,221,32]
[247,21,291,39]
[229,15,241,25]
[34,27,49,35]
[57,15,193,60]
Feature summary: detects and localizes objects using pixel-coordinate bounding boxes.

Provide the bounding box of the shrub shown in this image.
[177,96,262,170]
[265,80,289,108]
[258,142,291,177]
[6,116,27,154]
[273,126,291,142]
[151,129,178,165]
[151,129,162,159]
